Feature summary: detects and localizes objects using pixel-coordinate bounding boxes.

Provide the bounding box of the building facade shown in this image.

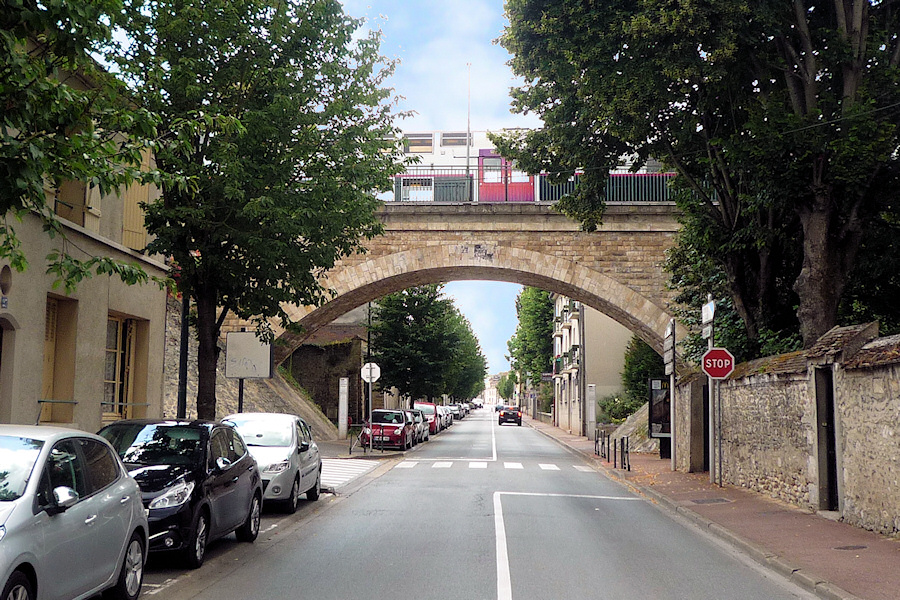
[552,294,631,437]
[0,163,168,431]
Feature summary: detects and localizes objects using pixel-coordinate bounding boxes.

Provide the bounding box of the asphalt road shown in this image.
[140,409,819,600]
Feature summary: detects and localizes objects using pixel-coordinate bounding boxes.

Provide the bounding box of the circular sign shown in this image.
[361,362,381,383]
[701,348,735,379]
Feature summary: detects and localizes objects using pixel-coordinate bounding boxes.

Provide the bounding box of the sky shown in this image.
[341,0,542,375]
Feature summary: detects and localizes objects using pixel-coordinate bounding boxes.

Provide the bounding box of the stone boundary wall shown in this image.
[834,339,900,534]
[720,372,815,508]
[675,325,900,535]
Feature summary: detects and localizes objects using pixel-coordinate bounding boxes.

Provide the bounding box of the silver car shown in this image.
[223,413,322,513]
[0,425,148,600]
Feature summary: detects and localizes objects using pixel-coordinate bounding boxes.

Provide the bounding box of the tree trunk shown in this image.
[794,196,862,348]
[195,289,220,420]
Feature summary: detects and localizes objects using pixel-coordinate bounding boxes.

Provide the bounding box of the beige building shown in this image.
[0,161,168,431]
[552,294,631,437]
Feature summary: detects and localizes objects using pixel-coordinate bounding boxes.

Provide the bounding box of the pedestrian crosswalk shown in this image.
[320,458,378,489]
[393,460,595,472]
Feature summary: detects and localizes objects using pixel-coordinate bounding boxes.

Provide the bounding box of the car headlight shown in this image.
[395,427,405,435]
[0,525,5,542]
[149,479,195,510]
[263,460,290,474]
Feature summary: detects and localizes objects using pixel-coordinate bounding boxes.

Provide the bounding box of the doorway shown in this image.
[815,367,839,511]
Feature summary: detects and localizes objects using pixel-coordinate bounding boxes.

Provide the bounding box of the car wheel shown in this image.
[306,468,321,501]
[236,494,261,542]
[105,530,144,600]
[2,571,34,600]
[184,510,209,569]
[284,477,300,514]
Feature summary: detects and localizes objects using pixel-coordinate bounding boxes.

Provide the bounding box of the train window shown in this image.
[441,132,471,147]
[403,133,433,153]
[483,157,502,183]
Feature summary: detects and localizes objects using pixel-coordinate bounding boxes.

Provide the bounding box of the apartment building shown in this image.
[552,295,631,437]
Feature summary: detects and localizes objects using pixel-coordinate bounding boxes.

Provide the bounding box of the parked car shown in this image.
[438,405,453,427]
[359,409,415,450]
[414,402,440,435]
[223,413,322,513]
[0,425,148,600]
[448,404,461,420]
[98,419,263,569]
[498,406,523,426]
[406,409,429,444]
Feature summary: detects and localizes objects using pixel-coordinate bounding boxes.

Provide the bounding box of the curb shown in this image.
[526,421,866,600]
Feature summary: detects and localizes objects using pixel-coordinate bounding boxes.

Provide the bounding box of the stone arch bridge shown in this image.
[227,202,683,365]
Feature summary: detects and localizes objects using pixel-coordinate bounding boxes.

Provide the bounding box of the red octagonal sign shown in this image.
[702,348,735,379]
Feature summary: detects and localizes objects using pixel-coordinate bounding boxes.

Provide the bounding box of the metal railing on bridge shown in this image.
[392,167,676,204]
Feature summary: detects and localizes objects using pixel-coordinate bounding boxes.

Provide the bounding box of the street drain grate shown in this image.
[834,545,867,551]
[691,498,732,505]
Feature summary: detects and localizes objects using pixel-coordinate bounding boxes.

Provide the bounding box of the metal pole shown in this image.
[466,62,472,203]
[367,302,372,452]
[238,379,244,413]
[668,318,676,472]
[717,380,723,487]
[176,293,189,418]
[707,297,716,485]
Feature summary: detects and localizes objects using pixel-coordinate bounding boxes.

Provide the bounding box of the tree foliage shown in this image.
[621,335,665,403]
[506,287,554,386]
[1,0,163,289]
[497,371,517,401]
[105,0,405,418]
[369,284,487,404]
[496,0,900,353]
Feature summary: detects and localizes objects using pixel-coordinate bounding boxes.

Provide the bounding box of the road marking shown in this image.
[433,461,453,468]
[396,461,418,468]
[320,459,377,488]
[493,491,641,600]
[504,462,523,469]
[539,464,560,470]
[469,462,488,469]
[573,465,594,472]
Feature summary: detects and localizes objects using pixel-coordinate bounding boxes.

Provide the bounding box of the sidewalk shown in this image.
[526,416,899,600]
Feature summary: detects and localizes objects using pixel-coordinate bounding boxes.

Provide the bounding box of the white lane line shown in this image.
[493,491,641,600]
[433,461,453,468]
[504,462,523,469]
[395,461,418,469]
[469,462,488,469]
[538,464,560,470]
[491,412,498,461]
[573,465,594,472]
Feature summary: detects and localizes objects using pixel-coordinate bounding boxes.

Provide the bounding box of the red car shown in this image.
[360,409,415,450]
[414,402,441,435]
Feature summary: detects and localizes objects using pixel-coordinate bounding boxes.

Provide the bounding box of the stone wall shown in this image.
[720,371,815,507]
[834,336,900,534]
[674,325,900,535]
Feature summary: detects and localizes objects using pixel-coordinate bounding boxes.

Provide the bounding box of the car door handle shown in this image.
[232,476,239,483]
[84,515,97,525]
[119,496,131,504]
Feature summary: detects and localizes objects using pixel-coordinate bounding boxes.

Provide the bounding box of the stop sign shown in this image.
[701,348,735,379]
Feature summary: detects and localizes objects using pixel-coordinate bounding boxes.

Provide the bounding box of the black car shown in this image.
[498,406,522,426]
[98,419,263,569]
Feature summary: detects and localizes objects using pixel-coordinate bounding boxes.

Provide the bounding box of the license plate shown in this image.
[374,436,388,441]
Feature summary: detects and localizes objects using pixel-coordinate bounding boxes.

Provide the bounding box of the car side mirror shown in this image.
[215,456,233,472]
[46,486,79,515]
[299,441,310,452]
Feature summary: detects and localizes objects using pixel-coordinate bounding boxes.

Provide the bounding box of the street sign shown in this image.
[701,324,713,339]
[701,300,716,324]
[361,362,381,383]
[701,348,735,379]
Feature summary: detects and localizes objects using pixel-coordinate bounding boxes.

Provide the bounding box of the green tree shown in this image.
[496,0,900,352]
[497,372,516,401]
[106,0,404,418]
[369,284,456,404]
[506,287,554,386]
[1,0,162,289]
[621,335,665,404]
[443,308,488,402]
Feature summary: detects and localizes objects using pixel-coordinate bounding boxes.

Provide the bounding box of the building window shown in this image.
[403,133,433,154]
[483,157,502,183]
[104,317,135,419]
[441,132,471,147]
[53,180,87,227]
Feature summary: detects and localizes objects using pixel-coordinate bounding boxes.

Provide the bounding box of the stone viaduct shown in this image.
[230,201,684,365]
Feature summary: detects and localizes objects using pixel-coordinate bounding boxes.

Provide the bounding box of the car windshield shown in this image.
[226,419,292,447]
[372,411,403,424]
[0,435,44,501]
[415,404,435,415]
[100,424,202,466]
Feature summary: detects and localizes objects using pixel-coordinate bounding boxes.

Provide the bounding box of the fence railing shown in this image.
[595,428,630,471]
